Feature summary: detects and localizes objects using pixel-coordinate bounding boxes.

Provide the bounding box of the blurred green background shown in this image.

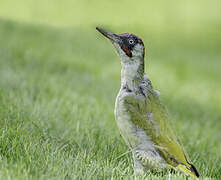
[0,0,221,179]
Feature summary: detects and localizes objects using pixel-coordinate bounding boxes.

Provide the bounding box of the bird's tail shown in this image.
[177,163,200,179]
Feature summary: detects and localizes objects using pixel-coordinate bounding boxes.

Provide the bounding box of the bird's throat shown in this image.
[121,60,144,91]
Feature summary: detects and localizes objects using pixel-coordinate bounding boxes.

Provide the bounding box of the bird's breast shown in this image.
[114,90,152,149]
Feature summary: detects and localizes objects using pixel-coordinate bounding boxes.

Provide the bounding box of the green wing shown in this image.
[124,90,191,168]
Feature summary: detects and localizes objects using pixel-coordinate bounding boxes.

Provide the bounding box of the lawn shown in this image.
[0,1,221,179]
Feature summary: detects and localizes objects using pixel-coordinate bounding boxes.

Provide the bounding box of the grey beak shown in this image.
[96,27,120,43]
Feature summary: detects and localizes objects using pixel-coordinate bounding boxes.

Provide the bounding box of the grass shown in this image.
[0,1,221,179]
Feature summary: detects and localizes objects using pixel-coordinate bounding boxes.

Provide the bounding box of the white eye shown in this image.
[128,39,134,44]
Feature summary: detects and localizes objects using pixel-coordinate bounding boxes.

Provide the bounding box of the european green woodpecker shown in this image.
[96,27,199,178]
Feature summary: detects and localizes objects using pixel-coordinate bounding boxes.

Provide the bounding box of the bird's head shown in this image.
[96,27,145,64]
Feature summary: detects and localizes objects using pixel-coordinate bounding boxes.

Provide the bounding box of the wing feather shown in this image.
[123,86,191,168]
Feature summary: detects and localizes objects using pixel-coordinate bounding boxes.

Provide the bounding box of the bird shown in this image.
[96,27,199,179]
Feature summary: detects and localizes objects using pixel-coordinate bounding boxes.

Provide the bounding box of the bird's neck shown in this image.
[121,59,144,91]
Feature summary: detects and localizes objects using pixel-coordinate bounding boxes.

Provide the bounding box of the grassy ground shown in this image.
[0,1,221,179]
